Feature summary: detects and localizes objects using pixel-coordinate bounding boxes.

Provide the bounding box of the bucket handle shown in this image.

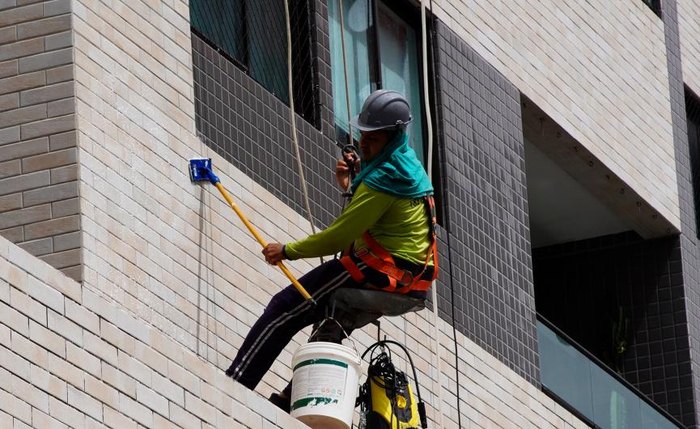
[310,317,360,357]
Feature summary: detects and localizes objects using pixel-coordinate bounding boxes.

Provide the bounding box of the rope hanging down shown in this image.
[283,0,323,264]
[421,0,445,425]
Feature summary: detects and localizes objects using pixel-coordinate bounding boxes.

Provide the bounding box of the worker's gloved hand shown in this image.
[263,243,286,265]
[336,150,359,191]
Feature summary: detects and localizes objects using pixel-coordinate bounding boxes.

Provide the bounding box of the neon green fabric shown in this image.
[284,183,431,265]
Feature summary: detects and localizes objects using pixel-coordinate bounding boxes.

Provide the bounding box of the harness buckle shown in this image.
[398,270,414,287]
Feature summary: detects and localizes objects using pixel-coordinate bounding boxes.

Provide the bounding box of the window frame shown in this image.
[329,0,432,164]
[686,87,700,238]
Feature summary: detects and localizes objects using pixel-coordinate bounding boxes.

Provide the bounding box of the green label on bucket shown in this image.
[294,358,348,371]
[291,396,339,410]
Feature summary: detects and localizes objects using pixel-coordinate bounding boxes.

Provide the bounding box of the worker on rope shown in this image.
[225,90,438,412]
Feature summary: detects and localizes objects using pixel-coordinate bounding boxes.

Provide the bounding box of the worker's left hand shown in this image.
[262,243,286,265]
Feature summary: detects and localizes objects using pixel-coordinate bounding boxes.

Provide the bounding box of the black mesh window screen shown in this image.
[190,0,319,126]
[289,0,319,127]
[686,88,700,238]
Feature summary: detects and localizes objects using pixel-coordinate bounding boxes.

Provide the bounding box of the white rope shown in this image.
[421,0,446,426]
[338,0,354,146]
[283,0,322,263]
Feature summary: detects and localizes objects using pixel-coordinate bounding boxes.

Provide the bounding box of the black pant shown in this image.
[225,258,366,389]
[225,256,431,390]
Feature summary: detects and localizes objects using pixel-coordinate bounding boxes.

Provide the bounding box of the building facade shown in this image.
[0,0,698,427]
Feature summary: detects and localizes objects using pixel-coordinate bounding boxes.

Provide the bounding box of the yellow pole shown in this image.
[213,182,316,304]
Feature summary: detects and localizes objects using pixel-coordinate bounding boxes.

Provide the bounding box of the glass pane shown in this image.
[190,0,245,62]
[538,321,680,429]
[641,404,679,429]
[377,3,425,164]
[590,365,642,429]
[247,0,289,102]
[537,321,594,417]
[329,0,372,140]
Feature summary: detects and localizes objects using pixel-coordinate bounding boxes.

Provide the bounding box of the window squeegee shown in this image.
[189,158,316,305]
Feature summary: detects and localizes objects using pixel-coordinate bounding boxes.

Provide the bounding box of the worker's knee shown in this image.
[266,286,308,315]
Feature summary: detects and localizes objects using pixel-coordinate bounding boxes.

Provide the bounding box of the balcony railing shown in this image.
[536,316,682,429]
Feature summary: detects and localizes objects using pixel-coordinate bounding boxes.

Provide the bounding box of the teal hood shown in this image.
[351,133,433,199]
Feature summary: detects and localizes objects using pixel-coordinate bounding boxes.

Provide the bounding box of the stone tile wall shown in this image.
[0,0,80,281]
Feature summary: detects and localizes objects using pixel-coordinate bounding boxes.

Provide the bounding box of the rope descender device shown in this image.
[340,144,359,199]
[189,158,316,305]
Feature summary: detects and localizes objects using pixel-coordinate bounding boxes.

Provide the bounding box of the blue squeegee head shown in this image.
[189,158,214,183]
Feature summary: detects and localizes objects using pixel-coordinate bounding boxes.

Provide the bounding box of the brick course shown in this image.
[430,0,678,229]
[0,0,80,281]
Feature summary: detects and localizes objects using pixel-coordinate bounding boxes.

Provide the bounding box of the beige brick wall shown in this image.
[679,0,700,97]
[432,0,678,229]
[0,236,308,429]
[0,0,80,281]
[72,0,214,363]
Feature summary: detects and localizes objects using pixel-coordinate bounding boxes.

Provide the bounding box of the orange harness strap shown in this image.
[340,195,438,294]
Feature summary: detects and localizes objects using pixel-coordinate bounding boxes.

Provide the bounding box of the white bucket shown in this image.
[290,342,362,429]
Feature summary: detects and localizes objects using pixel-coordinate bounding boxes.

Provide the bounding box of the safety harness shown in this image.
[340,195,438,294]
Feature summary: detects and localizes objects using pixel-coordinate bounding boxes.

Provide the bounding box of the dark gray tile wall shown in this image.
[533,232,691,423]
[433,22,539,384]
[662,0,700,427]
[192,32,341,229]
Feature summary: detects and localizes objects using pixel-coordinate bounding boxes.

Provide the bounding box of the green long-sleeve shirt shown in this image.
[284,183,431,265]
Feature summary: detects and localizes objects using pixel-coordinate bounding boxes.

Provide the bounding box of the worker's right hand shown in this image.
[262,243,286,265]
[336,151,358,190]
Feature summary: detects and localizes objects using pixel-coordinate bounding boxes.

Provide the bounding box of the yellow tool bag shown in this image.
[357,341,427,429]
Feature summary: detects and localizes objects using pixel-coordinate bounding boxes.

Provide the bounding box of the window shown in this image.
[686,88,700,238]
[329,0,427,164]
[189,0,318,125]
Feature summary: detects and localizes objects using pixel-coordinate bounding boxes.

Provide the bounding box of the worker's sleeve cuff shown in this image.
[284,243,301,260]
